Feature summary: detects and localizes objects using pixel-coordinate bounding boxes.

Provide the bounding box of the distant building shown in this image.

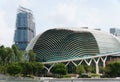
[80,27,88,29]
[94,28,101,31]
[14,6,35,50]
[110,28,120,37]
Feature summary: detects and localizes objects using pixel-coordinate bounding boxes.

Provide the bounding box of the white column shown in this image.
[44,64,55,73]
[44,66,49,72]
[78,59,83,65]
[84,59,92,66]
[101,56,107,68]
[65,61,70,67]
[93,57,100,74]
[71,61,77,67]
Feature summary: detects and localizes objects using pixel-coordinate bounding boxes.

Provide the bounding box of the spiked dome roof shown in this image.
[26,28,120,62]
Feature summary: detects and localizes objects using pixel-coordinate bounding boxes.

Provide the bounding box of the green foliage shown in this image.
[84,65,93,73]
[28,50,36,62]
[104,61,120,77]
[19,62,33,76]
[6,47,15,63]
[99,66,104,73]
[7,63,22,76]
[31,62,44,75]
[52,63,67,76]
[67,62,76,73]
[63,74,71,78]
[6,62,44,76]
[90,73,100,78]
[0,65,7,74]
[19,62,44,76]
[0,44,27,66]
[0,44,43,77]
[76,65,86,75]
[0,45,7,65]
[12,44,22,62]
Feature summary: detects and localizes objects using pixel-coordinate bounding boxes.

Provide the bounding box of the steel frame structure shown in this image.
[43,52,120,74]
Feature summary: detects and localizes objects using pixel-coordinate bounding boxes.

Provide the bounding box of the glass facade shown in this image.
[110,28,120,36]
[26,28,120,62]
[14,6,35,50]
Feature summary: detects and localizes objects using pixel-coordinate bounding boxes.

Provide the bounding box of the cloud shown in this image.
[48,3,77,25]
[17,0,31,7]
[45,0,120,31]
[0,11,14,47]
[21,0,31,6]
[76,7,104,27]
[76,0,120,29]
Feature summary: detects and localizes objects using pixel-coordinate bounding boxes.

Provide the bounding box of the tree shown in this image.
[76,65,86,75]
[0,65,6,74]
[84,65,93,73]
[104,61,120,77]
[0,45,7,65]
[19,62,44,76]
[52,63,67,77]
[12,44,24,62]
[6,47,15,64]
[7,63,22,76]
[19,62,33,76]
[28,50,36,62]
[31,62,44,76]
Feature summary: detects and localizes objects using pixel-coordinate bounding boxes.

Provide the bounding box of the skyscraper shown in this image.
[14,6,35,50]
[110,28,120,37]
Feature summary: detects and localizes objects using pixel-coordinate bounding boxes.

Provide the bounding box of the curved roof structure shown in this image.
[26,28,120,62]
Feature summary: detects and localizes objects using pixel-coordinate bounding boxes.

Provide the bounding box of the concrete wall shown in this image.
[42,78,120,82]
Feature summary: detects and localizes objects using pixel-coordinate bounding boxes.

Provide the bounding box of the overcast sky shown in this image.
[0,0,120,47]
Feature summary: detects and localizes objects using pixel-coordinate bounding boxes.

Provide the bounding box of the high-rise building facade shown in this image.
[110,28,120,37]
[14,6,35,50]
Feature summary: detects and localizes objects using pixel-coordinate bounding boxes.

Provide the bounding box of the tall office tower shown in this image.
[110,28,120,37]
[14,6,35,50]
